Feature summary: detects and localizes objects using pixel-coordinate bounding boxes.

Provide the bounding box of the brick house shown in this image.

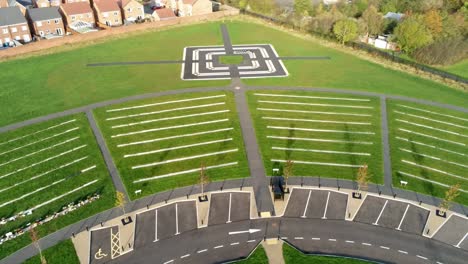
[144,6,176,21]
[167,0,211,17]
[32,0,61,7]
[0,7,31,46]
[63,0,89,3]
[60,2,95,31]
[27,7,65,38]
[0,0,27,14]
[118,0,144,23]
[92,0,122,27]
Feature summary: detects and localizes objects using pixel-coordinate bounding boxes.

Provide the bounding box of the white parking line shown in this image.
[154,210,158,242]
[118,128,233,147]
[454,232,468,248]
[111,119,229,138]
[394,110,468,129]
[268,126,375,135]
[272,159,363,168]
[295,237,304,240]
[180,254,190,259]
[267,136,373,145]
[0,178,65,208]
[345,240,355,244]
[124,138,233,158]
[0,144,87,180]
[397,171,468,194]
[397,119,468,138]
[133,162,238,183]
[258,108,372,117]
[0,127,79,156]
[247,240,256,243]
[254,93,370,102]
[175,203,180,235]
[362,243,372,246]
[380,246,390,250]
[214,245,224,249]
[258,100,373,109]
[262,117,371,125]
[302,190,312,218]
[322,192,331,219]
[227,193,232,223]
[273,147,371,156]
[398,250,408,254]
[402,160,465,181]
[230,242,239,246]
[132,149,238,169]
[417,255,428,260]
[399,148,468,168]
[197,249,208,253]
[396,137,466,157]
[397,104,468,122]
[373,200,388,225]
[399,128,465,146]
[396,204,410,231]
[312,237,320,240]
[0,119,76,146]
[107,94,226,112]
[328,238,336,242]
[163,260,174,264]
[436,262,444,264]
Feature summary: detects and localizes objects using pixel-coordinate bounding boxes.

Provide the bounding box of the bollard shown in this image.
[318,184,321,188]
[393,194,396,198]
[72,232,75,238]
[263,236,266,241]
[221,186,223,191]
[240,185,243,190]
[187,194,189,199]
[165,199,168,204]
[147,205,149,209]
[419,201,422,205]
[426,229,430,235]
[338,186,340,191]
[379,191,381,196]
[201,219,204,225]
[101,222,103,227]
[86,226,89,231]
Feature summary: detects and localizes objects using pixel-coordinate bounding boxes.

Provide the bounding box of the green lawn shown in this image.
[248,90,383,183]
[388,100,468,205]
[93,91,249,199]
[235,245,269,264]
[438,59,468,79]
[226,21,467,108]
[23,239,79,264]
[283,243,373,264]
[0,114,115,260]
[219,55,245,65]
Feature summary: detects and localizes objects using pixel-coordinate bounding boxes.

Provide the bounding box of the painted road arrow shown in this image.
[228,229,261,235]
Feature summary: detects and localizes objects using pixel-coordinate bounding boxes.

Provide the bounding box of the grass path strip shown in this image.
[397,119,468,138]
[262,117,371,125]
[0,137,80,167]
[398,129,466,146]
[396,137,466,157]
[0,119,76,146]
[394,111,468,129]
[0,127,79,156]
[111,119,229,138]
[397,104,468,122]
[112,110,229,128]
[267,135,373,145]
[271,159,363,168]
[0,157,88,193]
[117,128,233,147]
[254,93,370,102]
[0,179,65,208]
[132,149,238,169]
[402,160,466,181]
[399,148,468,168]
[106,102,226,121]
[0,145,87,180]
[272,147,371,156]
[124,138,233,158]
[133,162,238,183]
[259,100,373,109]
[397,171,468,194]
[107,94,226,112]
[258,108,371,117]
[268,126,375,135]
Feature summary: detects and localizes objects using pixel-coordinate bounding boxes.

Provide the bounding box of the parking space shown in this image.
[208,192,251,226]
[134,200,198,249]
[432,215,468,250]
[283,188,348,220]
[89,226,119,264]
[354,195,429,235]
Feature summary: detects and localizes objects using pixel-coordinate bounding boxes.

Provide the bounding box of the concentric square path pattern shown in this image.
[181,44,289,80]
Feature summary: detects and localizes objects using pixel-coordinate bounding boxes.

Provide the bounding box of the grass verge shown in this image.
[23,239,79,264]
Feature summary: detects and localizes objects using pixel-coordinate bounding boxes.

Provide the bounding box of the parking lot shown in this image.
[354,195,429,235]
[208,192,251,226]
[432,215,468,250]
[89,226,120,264]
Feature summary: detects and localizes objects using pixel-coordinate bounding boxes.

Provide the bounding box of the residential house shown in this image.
[144,6,176,21]
[383,12,404,22]
[118,0,144,23]
[0,0,27,15]
[168,0,211,17]
[27,7,65,38]
[92,0,122,27]
[60,2,96,32]
[0,6,31,46]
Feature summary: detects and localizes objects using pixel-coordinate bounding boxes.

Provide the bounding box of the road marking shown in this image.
[436,261,444,264]
[230,242,239,246]
[345,240,355,244]
[328,239,336,242]
[258,108,371,117]
[281,237,288,240]
[402,160,465,181]
[397,104,468,122]
[322,192,331,219]
[107,94,226,112]
[397,119,468,138]
[0,178,65,208]
[398,250,408,254]
[163,260,174,264]
[272,159,363,168]
[312,237,320,240]
[397,171,468,194]
[118,128,233,147]
[154,209,158,242]
[302,190,312,218]
[362,243,372,246]
[294,237,304,240]
[81,165,96,173]
[254,93,370,102]
[175,203,180,235]
[263,116,371,125]
[454,232,468,248]
[197,249,208,253]
[214,245,224,249]
[396,137,466,157]
[273,147,371,156]
[399,128,465,146]
[258,100,373,109]
[268,126,375,135]
[267,135,373,145]
[132,149,238,169]
[373,200,388,226]
[227,193,232,223]
[379,246,390,250]
[394,110,468,129]
[229,229,261,235]
[180,254,190,259]
[416,255,428,260]
[396,204,410,231]
[247,240,256,243]
[399,148,468,169]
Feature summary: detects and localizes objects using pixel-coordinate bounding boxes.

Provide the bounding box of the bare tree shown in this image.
[356,164,369,194]
[283,160,294,191]
[200,163,210,196]
[30,227,47,264]
[439,183,460,215]
[115,191,127,214]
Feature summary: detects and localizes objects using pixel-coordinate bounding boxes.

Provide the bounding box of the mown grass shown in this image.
[0,114,115,260]
[235,245,269,264]
[388,100,468,205]
[23,239,79,264]
[225,21,467,108]
[247,90,383,183]
[94,91,249,199]
[220,55,245,65]
[438,59,468,79]
[283,243,373,264]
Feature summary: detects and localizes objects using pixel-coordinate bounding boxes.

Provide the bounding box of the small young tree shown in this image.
[333,18,359,45]
[30,227,47,264]
[394,15,433,53]
[356,164,369,194]
[283,160,294,190]
[115,191,127,214]
[361,5,384,36]
[199,163,210,196]
[439,183,460,215]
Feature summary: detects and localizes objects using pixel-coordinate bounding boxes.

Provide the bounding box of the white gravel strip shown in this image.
[398,128,465,146]
[402,160,466,181]
[267,135,373,145]
[257,108,371,117]
[272,159,363,168]
[397,104,468,122]
[396,137,466,157]
[394,110,468,129]
[263,116,371,125]
[397,119,468,138]
[268,126,375,135]
[272,147,371,156]
[399,148,468,168]
[254,93,370,102]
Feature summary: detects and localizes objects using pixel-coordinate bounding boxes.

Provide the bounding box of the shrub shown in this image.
[412,37,468,65]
